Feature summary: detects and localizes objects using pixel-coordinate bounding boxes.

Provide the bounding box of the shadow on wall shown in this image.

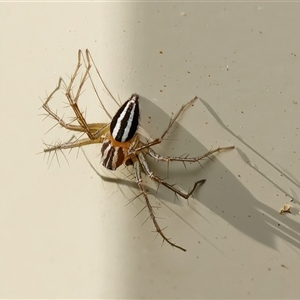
[94,95,300,252]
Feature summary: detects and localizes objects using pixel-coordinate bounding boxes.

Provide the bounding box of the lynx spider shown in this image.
[42,49,234,252]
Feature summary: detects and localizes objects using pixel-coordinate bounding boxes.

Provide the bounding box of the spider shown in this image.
[42,49,234,252]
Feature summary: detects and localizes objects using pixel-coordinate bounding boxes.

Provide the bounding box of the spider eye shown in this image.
[110,94,139,142]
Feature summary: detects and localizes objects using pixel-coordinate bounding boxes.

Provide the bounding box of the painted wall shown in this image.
[1,2,300,298]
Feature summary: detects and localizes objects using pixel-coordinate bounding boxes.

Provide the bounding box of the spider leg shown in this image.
[43,50,104,141]
[147,145,235,164]
[62,49,101,140]
[42,76,109,150]
[43,81,109,135]
[132,97,199,153]
[84,49,120,118]
[42,77,88,133]
[138,152,205,200]
[133,159,187,252]
[43,135,104,153]
[42,50,112,156]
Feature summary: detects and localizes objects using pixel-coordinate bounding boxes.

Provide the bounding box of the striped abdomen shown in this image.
[110,94,139,143]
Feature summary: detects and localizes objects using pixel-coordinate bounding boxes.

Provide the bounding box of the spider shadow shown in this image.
[92,95,300,252]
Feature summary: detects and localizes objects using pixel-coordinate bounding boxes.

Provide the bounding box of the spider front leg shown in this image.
[42,50,102,141]
[133,158,187,252]
[42,77,89,133]
[42,74,109,153]
[63,49,96,140]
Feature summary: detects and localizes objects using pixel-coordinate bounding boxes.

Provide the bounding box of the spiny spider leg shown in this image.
[84,49,120,113]
[42,50,104,141]
[147,145,235,164]
[42,50,112,155]
[63,50,97,140]
[43,134,105,153]
[133,159,187,252]
[43,78,108,135]
[131,97,198,154]
[138,151,206,199]
[42,77,87,133]
[131,97,234,157]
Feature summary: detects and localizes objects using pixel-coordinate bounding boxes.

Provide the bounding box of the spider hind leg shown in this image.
[138,151,206,199]
[133,159,187,252]
[133,151,209,252]
[147,145,234,165]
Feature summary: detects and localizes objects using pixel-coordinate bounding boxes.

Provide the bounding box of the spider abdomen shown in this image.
[110,94,139,143]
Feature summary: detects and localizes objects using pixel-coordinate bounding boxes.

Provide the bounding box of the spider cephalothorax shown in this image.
[42,49,234,252]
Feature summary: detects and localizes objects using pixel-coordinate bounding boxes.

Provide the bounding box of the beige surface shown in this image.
[1,2,300,298]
